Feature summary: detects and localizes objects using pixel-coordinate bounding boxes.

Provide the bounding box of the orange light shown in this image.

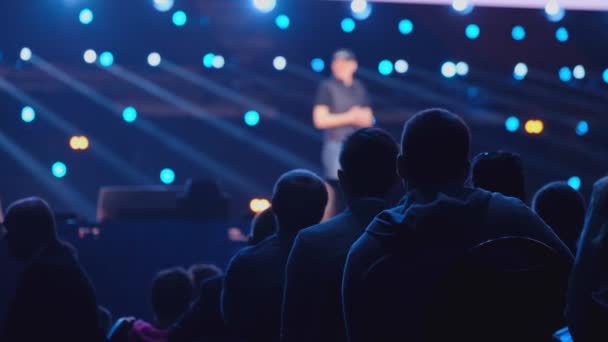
[249,198,271,214]
[69,135,90,150]
[524,120,544,134]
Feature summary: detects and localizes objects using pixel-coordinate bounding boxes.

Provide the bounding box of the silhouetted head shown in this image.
[533,182,586,251]
[248,208,277,245]
[150,267,193,327]
[272,169,328,234]
[188,263,222,296]
[398,108,471,188]
[331,49,358,83]
[339,128,400,201]
[4,197,58,262]
[472,151,526,201]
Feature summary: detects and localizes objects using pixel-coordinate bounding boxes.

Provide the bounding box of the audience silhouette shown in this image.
[1,197,102,342]
[281,128,399,342]
[342,108,572,341]
[248,208,278,246]
[533,181,586,251]
[567,176,608,342]
[222,169,328,342]
[472,151,526,201]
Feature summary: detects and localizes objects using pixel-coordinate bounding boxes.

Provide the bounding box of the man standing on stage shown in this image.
[313,49,374,215]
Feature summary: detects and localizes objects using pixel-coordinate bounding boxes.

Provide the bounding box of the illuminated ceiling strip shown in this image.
[347,0,608,11]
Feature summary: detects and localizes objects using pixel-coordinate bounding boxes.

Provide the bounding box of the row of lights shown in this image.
[504,116,589,136]
[51,160,177,184]
[452,0,565,22]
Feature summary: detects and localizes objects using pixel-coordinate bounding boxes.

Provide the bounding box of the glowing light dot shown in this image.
[147,52,161,67]
[244,110,260,126]
[559,66,572,82]
[21,106,36,123]
[79,8,94,25]
[398,19,414,35]
[122,106,138,123]
[575,121,589,136]
[212,55,225,69]
[441,62,457,78]
[556,27,569,42]
[153,0,174,12]
[203,53,215,68]
[341,18,356,33]
[172,10,187,26]
[250,198,271,213]
[378,60,393,76]
[252,0,277,13]
[525,119,544,134]
[567,176,581,191]
[160,168,176,184]
[394,59,409,74]
[456,61,469,76]
[275,14,290,29]
[52,162,67,178]
[465,24,480,39]
[512,25,526,40]
[311,58,325,72]
[20,47,32,61]
[573,65,585,80]
[83,49,97,64]
[99,51,114,67]
[514,63,528,80]
[273,56,287,71]
[505,116,520,132]
[69,136,90,151]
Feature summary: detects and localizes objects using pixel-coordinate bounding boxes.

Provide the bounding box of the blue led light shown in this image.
[244,110,260,126]
[465,24,480,39]
[378,60,394,76]
[575,121,589,136]
[341,18,356,33]
[52,162,67,178]
[122,106,137,123]
[505,116,520,132]
[567,176,581,191]
[398,19,414,35]
[99,51,114,67]
[172,10,187,26]
[275,14,290,29]
[512,25,526,41]
[160,168,175,184]
[559,66,572,82]
[21,106,36,123]
[556,27,569,42]
[310,58,325,73]
[79,8,94,25]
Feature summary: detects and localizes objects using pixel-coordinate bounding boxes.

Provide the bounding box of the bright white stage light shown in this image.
[148,52,162,67]
[273,56,287,71]
[20,47,32,61]
[83,49,97,64]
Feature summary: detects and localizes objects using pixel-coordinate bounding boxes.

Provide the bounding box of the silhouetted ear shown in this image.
[397,155,407,180]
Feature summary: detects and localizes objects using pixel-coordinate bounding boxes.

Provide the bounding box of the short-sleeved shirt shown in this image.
[315,78,371,143]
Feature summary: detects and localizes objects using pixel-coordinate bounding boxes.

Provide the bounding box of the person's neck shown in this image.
[337,76,354,86]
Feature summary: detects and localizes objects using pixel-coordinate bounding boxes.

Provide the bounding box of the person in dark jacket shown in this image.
[342,109,573,342]
[222,169,328,342]
[1,197,102,342]
[281,128,400,342]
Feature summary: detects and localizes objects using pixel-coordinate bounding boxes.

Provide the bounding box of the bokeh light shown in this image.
[575,120,589,136]
[250,198,271,213]
[153,0,174,12]
[122,106,138,123]
[512,25,526,41]
[273,56,287,71]
[70,136,90,151]
[556,27,569,42]
[19,47,32,61]
[456,61,469,76]
[524,119,544,134]
[21,106,36,123]
[559,66,572,82]
[452,0,473,14]
[99,51,114,67]
[351,0,372,20]
[160,168,175,184]
[378,60,393,76]
[603,69,608,84]
[203,53,216,68]
[252,0,277,13]
[505,116,520,132]
[244,110,260,126]
[52,162,67,178]
[572,65,585,80]
[341,18,356,33]
[83,49,97,64]
[275,14,290,29]
[311,58,325,72]
[441,61,457,78]
[398,19,414,35]
[212,55,225,69]
[513,62,528,80]
[567,176,581,191]
[465,24,480,39]
[79,8,94,25]
[147,52,161,67]
[172,10,187,26]
[394,59,409,74]
[545,0,565,22]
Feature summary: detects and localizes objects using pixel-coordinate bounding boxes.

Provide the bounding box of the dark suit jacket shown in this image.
[281,198,388,342]
[343,187,573,342]
[222,233,296,342]
[2,240,101,342]
[169,275,238,342]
